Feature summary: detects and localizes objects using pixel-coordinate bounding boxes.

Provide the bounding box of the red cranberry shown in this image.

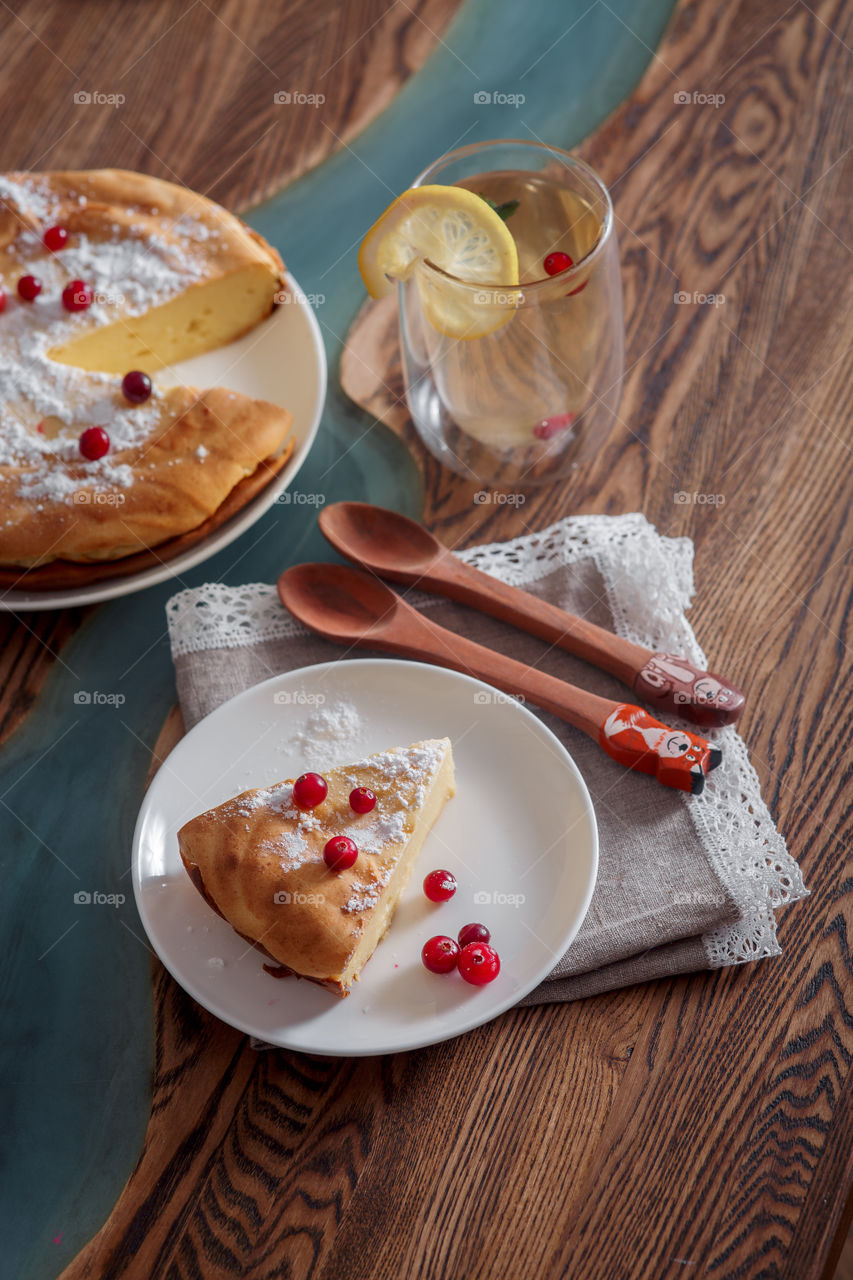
[543,251,587,296]
[421,935,460,974]
[17,275,42,301]
[43,225,68,251]
[349,786,376,814]
[62,280,93,312]
[458,942,501,985]
[0,289,5,313]
[79,427,110,460]
[121,370,152,404]
[544,251,573,276]
[423,869,457,903]
[292,772,327,809]
[323,835,358,871]
[458,922,491,948]
[533,411,575,441]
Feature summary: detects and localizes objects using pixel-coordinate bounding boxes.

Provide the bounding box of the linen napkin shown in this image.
[165,512,806,1005]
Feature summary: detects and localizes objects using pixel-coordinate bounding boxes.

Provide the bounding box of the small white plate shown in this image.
[0,275,326,611]
[132,659,598,1056]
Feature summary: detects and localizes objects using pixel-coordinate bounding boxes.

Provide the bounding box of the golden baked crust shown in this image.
[177,740,456,996]
[0,387,292,567]
[0,442,293,590]
[0,169,292,571]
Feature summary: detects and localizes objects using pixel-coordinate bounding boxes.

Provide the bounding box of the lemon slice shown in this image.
[358,185,519,339]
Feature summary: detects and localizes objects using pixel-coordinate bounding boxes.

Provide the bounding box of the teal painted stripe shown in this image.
[0,1,675,1275]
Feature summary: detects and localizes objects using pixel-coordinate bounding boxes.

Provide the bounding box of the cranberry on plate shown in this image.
[422,935,460,974]
[423,869,457,902]
[458,942,501,985]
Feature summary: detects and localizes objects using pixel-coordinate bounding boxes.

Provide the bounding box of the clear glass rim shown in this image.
[411,137,614,294]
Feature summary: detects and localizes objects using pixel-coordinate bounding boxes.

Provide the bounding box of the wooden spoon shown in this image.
[278,562,722,795]
[318,502,745,728]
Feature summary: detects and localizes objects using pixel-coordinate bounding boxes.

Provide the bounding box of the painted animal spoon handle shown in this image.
[446,561,745,729]
[278,563,722,795]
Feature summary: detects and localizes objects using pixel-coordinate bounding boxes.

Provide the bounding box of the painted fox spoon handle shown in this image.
[278,563,722,795]
[318,503,745,728]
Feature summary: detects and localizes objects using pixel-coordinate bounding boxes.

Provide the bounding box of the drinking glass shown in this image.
[398,138,624,487]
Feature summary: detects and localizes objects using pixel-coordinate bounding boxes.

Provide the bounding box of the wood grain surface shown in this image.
[0,0,459,207]
[2,0,849,1275]
[0,0,459,743]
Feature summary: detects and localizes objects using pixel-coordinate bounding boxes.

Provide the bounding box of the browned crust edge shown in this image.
[0,440,294,592]
[178,847,347,999]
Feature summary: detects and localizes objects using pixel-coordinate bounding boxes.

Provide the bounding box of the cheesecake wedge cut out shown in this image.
[178,738,456,996]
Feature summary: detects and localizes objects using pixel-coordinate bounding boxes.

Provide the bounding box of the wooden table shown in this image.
[1,0,850,1277]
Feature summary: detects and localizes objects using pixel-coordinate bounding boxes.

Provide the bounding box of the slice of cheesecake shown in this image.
[178,738,456,996]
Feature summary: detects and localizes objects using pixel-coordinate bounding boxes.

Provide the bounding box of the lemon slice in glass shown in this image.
[358,185,520,339]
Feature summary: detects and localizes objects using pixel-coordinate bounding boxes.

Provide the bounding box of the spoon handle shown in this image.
[402,553,743,729]
[352,603,721,795]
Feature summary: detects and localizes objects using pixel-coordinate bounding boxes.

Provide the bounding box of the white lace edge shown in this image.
[165,512,807,970]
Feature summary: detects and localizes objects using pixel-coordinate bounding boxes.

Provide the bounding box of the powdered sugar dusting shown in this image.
[286,701,366,769]
[341,864,394,914]
[0,174,214,501]
[207,738,449,894]
[233,781,294,815]
[341,885,382,914]
[261,826,309,867]
[344,741,445,789]
[343,809,407,854]
[0,175,54,226]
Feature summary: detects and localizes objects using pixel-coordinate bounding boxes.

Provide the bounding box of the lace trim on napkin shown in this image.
[165,513,806,970]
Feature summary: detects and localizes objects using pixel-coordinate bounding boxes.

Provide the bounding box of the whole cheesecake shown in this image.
[0,169,293,576]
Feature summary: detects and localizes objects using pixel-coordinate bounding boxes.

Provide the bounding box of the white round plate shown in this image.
[0,275,326,611]
[133,659,598,1056]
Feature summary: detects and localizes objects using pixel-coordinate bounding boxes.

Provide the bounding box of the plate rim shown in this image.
[132,657,600,1056]
[0,273,327,611]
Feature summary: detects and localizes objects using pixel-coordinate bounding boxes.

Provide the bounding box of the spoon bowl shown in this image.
[278,562,402,645]
[319,502,445,579]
